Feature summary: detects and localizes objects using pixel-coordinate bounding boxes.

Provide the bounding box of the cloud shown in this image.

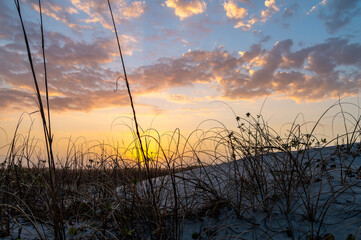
[165,0,206,20]
[126,38,361,102]
[264,0,279,11]
[317,0,360,33]
[220,38,361,101]
[3,30,361,113]
[145,28,181,43]
[0,5,140,113]
[305,52,335,74]
[0,2,25,40]
[3,0,361,114]
[224,1,248,19]
[183,15,214,37]
[0,86,131,112]
[30,0,90,30]
[282,3,299,19]
[234,17,258,30]
[43,32,138,68]
[307,0,327,15]
[233,0,279,30]
[0,88,34,111]
[129,51,215,91]
[25,0,146,31]
[70,0,145,29]
[49,90,130,112]
[260,0,279,22]
[122,1,146,18]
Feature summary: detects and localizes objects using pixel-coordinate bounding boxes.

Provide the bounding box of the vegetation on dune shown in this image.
[1,0,361,239]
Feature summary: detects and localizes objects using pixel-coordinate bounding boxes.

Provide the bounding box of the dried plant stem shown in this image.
[106,0,145,163]
[14,0,64,239]
[107,0,157,211]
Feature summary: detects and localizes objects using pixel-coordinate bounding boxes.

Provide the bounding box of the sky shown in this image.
[1,0,361,156]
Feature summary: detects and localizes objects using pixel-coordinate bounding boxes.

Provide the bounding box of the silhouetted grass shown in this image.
[2,101,361,239]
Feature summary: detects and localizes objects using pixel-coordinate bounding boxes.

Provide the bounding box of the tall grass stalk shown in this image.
[13,0,64,239]
[107,0,160,227]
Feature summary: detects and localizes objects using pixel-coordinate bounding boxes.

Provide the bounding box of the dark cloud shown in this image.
[242,43,263,61]
[306,52,335,74]
[126,38,361,102]
[0,1,137,112]
[50,90,130,112]
[282,3,299,19]
[224,38,361,100]
[129,50,225,91]
[251,39,293,85]
[318,0,361,34]
[3,28,361,112]
[0,88,34,110]
[45,33,119,67]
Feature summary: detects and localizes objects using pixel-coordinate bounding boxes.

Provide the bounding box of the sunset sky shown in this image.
[1,0,361,154]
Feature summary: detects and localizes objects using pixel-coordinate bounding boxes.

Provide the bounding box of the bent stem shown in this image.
[107,0,157,221]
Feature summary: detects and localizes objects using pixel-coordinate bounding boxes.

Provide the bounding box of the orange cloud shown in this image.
[264,0,279,12]
[234,17,258,30]
[233,0,279,30]
[0,18,138,113]
[50,90,130,112]
[307,0,327,15]
[261,0,279,22]
[70,0,145,29]
[31,0,143,31]
[3,37,361,112]
[224,1,248,19]
[123,1,145,18]
[165,0,206,20]
[129,38,361,103]
[30,1,90,30]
